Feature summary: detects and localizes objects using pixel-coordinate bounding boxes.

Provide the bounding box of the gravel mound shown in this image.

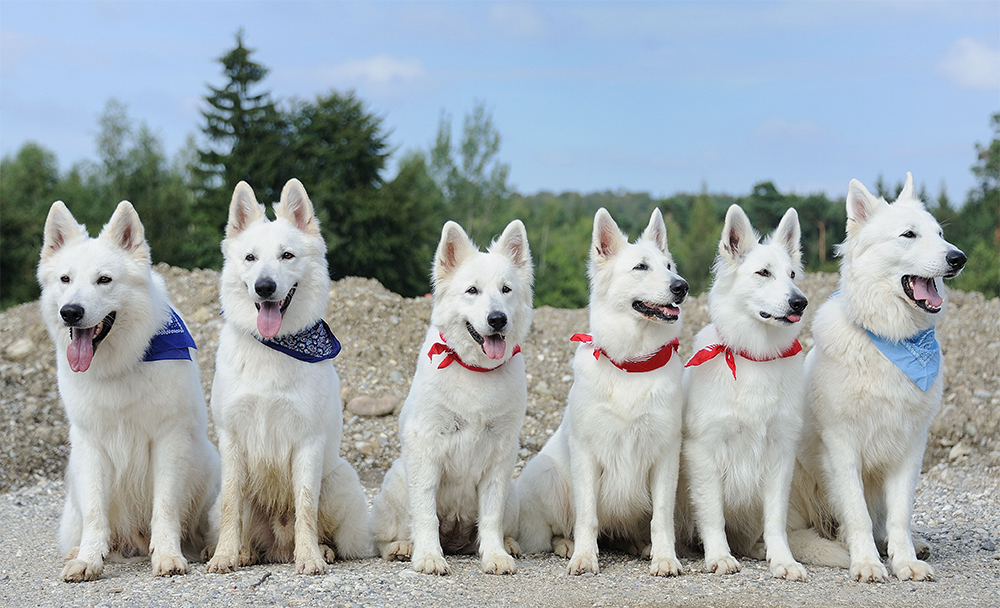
[3,265,997,492]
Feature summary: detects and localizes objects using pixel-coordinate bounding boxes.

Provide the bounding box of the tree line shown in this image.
[2,33,997,309]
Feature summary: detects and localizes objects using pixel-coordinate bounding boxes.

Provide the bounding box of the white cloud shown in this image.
[937,37,1000,90]
[322,54,426,85]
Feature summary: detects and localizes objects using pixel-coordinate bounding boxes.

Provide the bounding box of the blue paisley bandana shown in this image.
[143,308,197,362]
[865,327,941,391]
[259,320,341,363]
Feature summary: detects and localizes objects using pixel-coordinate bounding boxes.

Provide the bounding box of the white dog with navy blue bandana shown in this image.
[788,173,966,582]
[38,201,220,582]
[206,179,372,575]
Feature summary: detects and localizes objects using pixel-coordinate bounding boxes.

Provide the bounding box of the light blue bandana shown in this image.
[865,327,940,391]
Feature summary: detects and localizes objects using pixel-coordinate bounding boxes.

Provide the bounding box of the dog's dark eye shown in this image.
[633,262,649,271]
[97,276,112,285]
[757,269,771,278]
[281,252,295,260]
[790,271,796,279]
[466,286,478,295]
[900,230,916,239]
[667,263,673,271]
[60,275,70,284]
[245,254,256,262]
[502,285,512,294]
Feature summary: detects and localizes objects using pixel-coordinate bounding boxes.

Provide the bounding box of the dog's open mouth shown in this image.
[901,275,943,313]
[759,311,802,324]
[467,321,506,360]
[66,312,116,373]
[633,300,680,323]
[255,285,296,338]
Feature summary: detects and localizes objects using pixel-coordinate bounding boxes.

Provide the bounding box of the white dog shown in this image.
[788,173,966,582]
[206,180,371,575]
[38,201,220,582]
[681,205,809,581]
[369,220,533,575]
[516,208,688,577]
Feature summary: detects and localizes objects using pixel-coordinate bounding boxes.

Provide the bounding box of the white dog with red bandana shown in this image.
[516,208,688,577]
[370,220,533,575]
[681,204,809,581]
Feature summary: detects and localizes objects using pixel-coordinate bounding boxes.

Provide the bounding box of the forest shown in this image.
[3,34,998,309]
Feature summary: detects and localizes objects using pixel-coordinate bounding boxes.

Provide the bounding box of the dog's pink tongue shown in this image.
[257,301,283,338]
[483,335,506,360]
[913,277,943,308]
[67,327,96,373]
[786,314,802,323]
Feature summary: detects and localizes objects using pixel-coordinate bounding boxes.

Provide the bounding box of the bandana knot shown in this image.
[684,339,802,380]
[865,327,940,391]
[143,308,197,362]
[259,319,341,363]
[570,333,680,373]
[428,332,521,372]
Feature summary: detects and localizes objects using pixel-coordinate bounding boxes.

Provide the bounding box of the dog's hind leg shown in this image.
[370,460,413,561]
[320,457,375,560]
[514,455,565,555]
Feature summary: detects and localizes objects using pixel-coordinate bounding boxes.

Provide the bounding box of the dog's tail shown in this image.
[788,527,850,568]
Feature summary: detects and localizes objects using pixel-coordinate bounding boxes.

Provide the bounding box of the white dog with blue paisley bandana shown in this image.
[206,179,372,575]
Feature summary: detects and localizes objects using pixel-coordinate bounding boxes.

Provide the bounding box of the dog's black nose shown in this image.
[487,311,507,331]
[788,294,808,313]
[946,249,967,271]
[60,304,85,325]
[255,278,277,299]
[670,279,689,302]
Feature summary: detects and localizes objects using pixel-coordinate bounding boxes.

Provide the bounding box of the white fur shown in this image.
[206,180,372,576]
[681,205,809,581]
[37,201,220,582]
[788,173,966,582]
[370,220,534,575]
[516,208,688,577]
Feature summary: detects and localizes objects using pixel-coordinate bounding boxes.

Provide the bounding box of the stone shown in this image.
[4,338,34,361]
[346,395,398,417]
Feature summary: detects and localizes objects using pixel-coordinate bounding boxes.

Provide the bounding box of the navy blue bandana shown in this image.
[259,320,341,363]
[143,308,197,362]
[866,327,941,391]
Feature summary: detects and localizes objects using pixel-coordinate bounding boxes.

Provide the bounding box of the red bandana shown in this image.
[684,339,802,380]
[570,333,680,373]
[427,332,521,372]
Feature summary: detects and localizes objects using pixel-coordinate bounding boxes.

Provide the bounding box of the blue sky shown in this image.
[2,1,998,203]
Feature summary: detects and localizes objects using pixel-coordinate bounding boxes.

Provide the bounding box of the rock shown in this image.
[949,442,972,461]
[982,539,996,551]
[346,395,398,417]
[4,338,34,361]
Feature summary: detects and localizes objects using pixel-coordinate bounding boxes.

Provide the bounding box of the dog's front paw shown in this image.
[62,558,103,582]
[504,537,521,558]
[151,552,187,577]
[296,556,328,576]
[650,556,683,577]
[568,551,599,575]
[770,559,808,581]
[482,551,517,575]
[706,554,741,575]
[850,558,888,583]
[552,536,574,558]
[411,551,449,575]
[382,540,413,562]
[892,559,933,581]
[206,552,239,574]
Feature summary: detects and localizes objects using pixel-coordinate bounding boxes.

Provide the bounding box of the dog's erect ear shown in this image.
[494,219,532,270]
[773,207,802,268]
[719,204,755,262]
[433,221,476,285]
[641,208,669,254]
[897,171,915,202]
[41,201,86,261]
[846,179,886,232]
[592,208,625,260]
[99,201,150,261]
[275,178,320,236]
[226,181,266,238]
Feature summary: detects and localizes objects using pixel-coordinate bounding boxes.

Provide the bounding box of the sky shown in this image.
[2,1,998,204]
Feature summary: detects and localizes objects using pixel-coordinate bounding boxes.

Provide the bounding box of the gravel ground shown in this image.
[1,266,998,606]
